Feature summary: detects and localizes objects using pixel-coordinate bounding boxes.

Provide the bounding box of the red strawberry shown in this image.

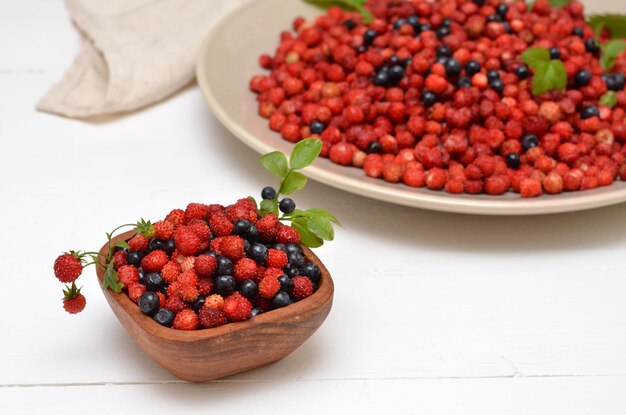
[62,282,86,314]
[166,209,185,227]
[197,277,213,295]
[206,204,225,219]
[263,267,284,280]
[179,255,196,272]
[223,293,252,322]
[112,251,127,269]
[177,269,198,287]
[204,294,224,310]
[174,225,204,256]
[233,258,259,282]
[209,211,234,237]
[166,281,182,298]
[177,284,199,302]
[292,276,314,300]
[117,265,139,287]
[266,249,288,269]
[276,225,301,244]
[210,237,224,254]
[128,283,147,302]
[258,275,281,299]
[199,307,228,328]
[165,293,189,313]
[235,197,257,211]
[185,203,209,223]
[153,220,175,239]
[189,219,211,241]
[220,236,245,261]
[156,292,166,308]
[54,253,83,283]
[256,214,280,240]
[225,204,258,224]
[128,234,149,251]
[173,309,199,330]
[140,250,168,272]
[161,261,181,284]
[195,254,217,278]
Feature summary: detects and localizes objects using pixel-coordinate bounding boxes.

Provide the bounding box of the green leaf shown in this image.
[600,39,626,71]
[532,60,567,95]
[306,216,334,241]
[290,138,323,170]
[303,0,372,24]
[260,199,279,217]
[291,218,324,248]
[260,151,289,178]
[115,241,130,249]
[102,261,123,293]
[305,208,343,227]
[588,14,626,39]
[549,0,570,7]
[600,91,618,108]
[247,196,258,209]
[280,171,307,195]
[521,47,550,68]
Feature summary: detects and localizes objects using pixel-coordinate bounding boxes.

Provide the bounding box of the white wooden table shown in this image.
[2,1,626,413]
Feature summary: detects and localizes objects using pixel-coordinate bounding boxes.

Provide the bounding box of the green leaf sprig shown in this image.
[303,0,373,24]
[599,91,618,108]
[527,0,571,11]
[521,47,567,96]
[588,14,626,39]
[599,39,626,71]
[259,138,342,248]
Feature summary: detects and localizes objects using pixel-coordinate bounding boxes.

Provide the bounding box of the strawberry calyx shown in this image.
[62,282,82,300]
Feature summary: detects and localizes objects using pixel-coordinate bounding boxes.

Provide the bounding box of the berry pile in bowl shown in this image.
[52,140,339,382]
[250,0,626,198]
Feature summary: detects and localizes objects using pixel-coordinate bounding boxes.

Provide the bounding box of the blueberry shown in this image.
[153,308,175,327]
[145,272,164,292]
[407,15,420,31]
[138,292,160,315]
[149,239,165,251]
[232,219,251,236]
[114,246,129,254]
[606,74,625,91]
[574,70,591,87]
[273,243,288,252]
[138,268,147,285]
[251,308,263,317]
[549,47,561,60]
[288,252,306,267]
[613,73,625,90]
[441,18,452,27]
[301,262,321,284]
[239,279,258,300]
[465,60,481,76]
[445,58,462,77]
[420,23,432,32]
[243,239,250,253]
[216,256,233,275]
[581,105,599,119]
[278,274,294,293]
[490,79,504,94]
[496,3,508,16]
[285,265,301,278]
[205,251,219,260]
[421,91,437,108]
[436,56,449,65]
[192,295,206,312]
[164,239,175,255]
[310,120,326,134]
[473,0,485,5]
[435,26,450,39]
[457,77,472,88]
[342,20,356,30]
[505,153,521,169]
[279,198,296,214]
[503,22,512,34]
[286,243,303,255]
[514,65,530,80]
[572,27,584,38]
[271,291,292,309]
[372,71,390,87]
[393,18,406,30]
[437,45,452,58]
[486,14,501,23]
[127,251,142,267]
[261,186,276,200]
[522,134,539,150]
[366,141,382,154]
[214,275,236,296]
[356,45,367,54]
[388,65,405,83]
[487,70,500,82]
[249,243,268,264]
[363,29,377,46]
[387,55,399,65]
[244,225,260,243]
[585,38,600,55]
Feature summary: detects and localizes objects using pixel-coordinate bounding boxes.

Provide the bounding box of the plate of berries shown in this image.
[197,0,626,215]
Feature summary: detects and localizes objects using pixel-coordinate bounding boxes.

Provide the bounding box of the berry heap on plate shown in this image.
[251,0,626,197]
[52,139,340,330]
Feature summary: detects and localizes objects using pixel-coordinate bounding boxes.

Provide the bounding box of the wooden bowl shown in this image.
[96,230,334,382]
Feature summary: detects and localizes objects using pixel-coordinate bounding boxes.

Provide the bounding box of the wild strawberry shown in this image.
[204,294,225,310]
[223,293,252,322]
[117,265,139,287]
[256,213,280,240]
[140,250,168,272]
[235,197,257,211]
[127,283,147,303]
[197,277,213,295]
[179,255,196,272]
[220,236,245,261]
[225,204,257,224]
[263,267,284,280]
[199,307,228,328]
[156,292,166,308]
[233,258,259,282]
[174,225,204,256]
[258,275,281,299]
[178,284,199,302]
[112,251,127,269]
[188,219,211,241]
[275,225,301,244]
[153,220,175,240]
[209,212,234,237]
[54,253,83,283]
[62,282,86,314]
[266,249,288,269]
[195,254,217,278]
[291,276,314,301]
[161,261,181,284]
[165,293,189,313]
[128,234,149,252]
[166,209,185,227]
[172,309,199,330]
[210,237,223,254]
[185,203,209,223]
[177,269,198,287]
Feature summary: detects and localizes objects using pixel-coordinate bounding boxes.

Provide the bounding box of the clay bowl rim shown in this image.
[96,230,334,343]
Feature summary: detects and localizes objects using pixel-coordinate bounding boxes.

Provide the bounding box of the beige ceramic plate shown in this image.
[197,0,626,215]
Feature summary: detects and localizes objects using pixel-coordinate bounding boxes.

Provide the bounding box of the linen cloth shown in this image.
[38,0,248,118]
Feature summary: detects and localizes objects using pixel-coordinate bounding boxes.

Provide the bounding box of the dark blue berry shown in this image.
[437,45,452,58]
[445,59,462,77]
[271,291,292,309]
[149,238,165,251]
[606,74,625,91]
[232,219,251,236]
[239,279,258,300]
[286,243,303,255]
[549,47,561,60]
[279,198,296,214]
[138,292,160,315]
[421,91,437,108]
[216,256,233,275]
[363,29,377,46]
[251,308,263,317]
[487,69,500,82]
[310,120,325,134]
[407,15,420,31]
[192,295,206,312]
[457,77,472,88]
[273,243,288,252]
[145,272,164,292]
[522,134,539,151]
[505,153,521,169]
[572,27,584,37]
[585,38,600,55]
[420,23,432,32]
[261,186,276,200]
[243,239,250,253]
[490,79,504,94]
[486,14,501,23]
[473,0,485,5]
[288,252,306,267]
[393,18,406,30]
[366,141,382,154]
[164,239,175,255]
[342,20,356,30]
[214,275,236,296]
[503,22,512,33]
[436,56,449,65]
[278,274,294,293]
[436,26,450,39]
[581,106,599,119]
[514,65,530,80]
[138,268,147,285]
[301,262,321,284]
[356,45,366,54]
[114,246,129,254]
[285,265,301,278]
[441,18,452,27]
[372,71,390,87]
[496,3,508,16]
[249,243,268,263]
[153,308,175,327]
[388,65,405,83]
[465,60,481,76]
[127,251,142,267]
[575,70,591,87]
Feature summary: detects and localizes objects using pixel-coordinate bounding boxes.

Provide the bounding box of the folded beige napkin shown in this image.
[38,0,248,118]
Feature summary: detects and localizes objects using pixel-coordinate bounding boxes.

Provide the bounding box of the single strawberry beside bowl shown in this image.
[52,139,339,382]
